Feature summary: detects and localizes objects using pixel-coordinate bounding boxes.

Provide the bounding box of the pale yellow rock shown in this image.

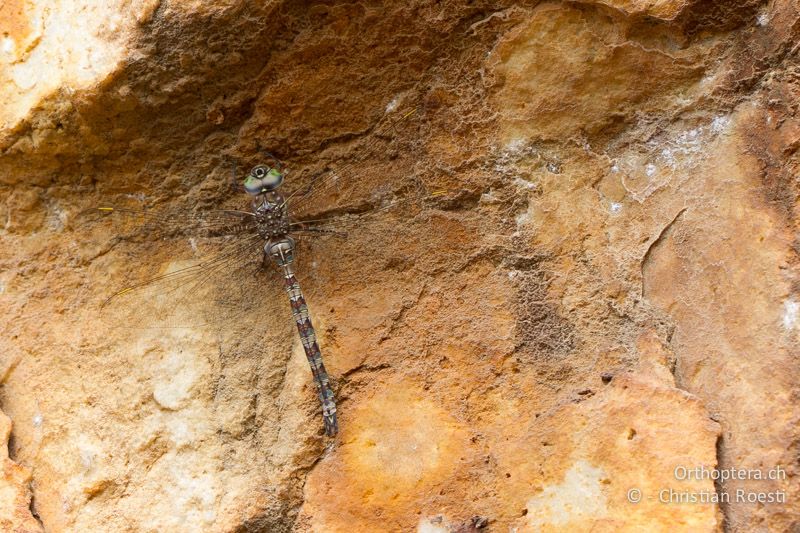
[0,410,43,533]
[0,0,161,136]
[596,0,688,19]
[641,102,800,530]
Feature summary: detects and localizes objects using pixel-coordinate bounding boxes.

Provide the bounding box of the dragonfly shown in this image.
[91,105,448,437]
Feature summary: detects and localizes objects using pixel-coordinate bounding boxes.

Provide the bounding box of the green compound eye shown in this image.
[244,175,263,195]
[264,168,284,188]
[244,165,283,195]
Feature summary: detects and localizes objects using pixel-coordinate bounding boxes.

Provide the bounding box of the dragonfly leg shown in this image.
[226,157,239,192]
[268,237,338,437]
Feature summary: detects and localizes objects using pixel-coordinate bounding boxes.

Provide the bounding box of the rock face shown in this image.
[0,411,42,532]
[0,1,798,532]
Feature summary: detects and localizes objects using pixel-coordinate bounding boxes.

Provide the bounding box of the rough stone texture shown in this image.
[299,333,722,531]
[1,0,798,532]
[0,0,162,133]
[0,410,43,532]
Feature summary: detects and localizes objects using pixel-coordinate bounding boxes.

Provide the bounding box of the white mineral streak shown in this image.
[523,460,610,528]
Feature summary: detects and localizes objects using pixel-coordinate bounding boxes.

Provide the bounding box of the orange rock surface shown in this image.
[0,0,797,531]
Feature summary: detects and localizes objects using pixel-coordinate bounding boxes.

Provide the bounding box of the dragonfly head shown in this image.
[244,165,284,195]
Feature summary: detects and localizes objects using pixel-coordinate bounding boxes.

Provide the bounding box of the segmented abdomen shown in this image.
[283,273,338,436]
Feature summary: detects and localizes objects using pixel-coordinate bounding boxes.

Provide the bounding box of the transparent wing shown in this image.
[85,204,280,333]
[85,204,259,239]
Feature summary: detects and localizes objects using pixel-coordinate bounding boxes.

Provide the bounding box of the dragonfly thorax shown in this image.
[253,191,290,240]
